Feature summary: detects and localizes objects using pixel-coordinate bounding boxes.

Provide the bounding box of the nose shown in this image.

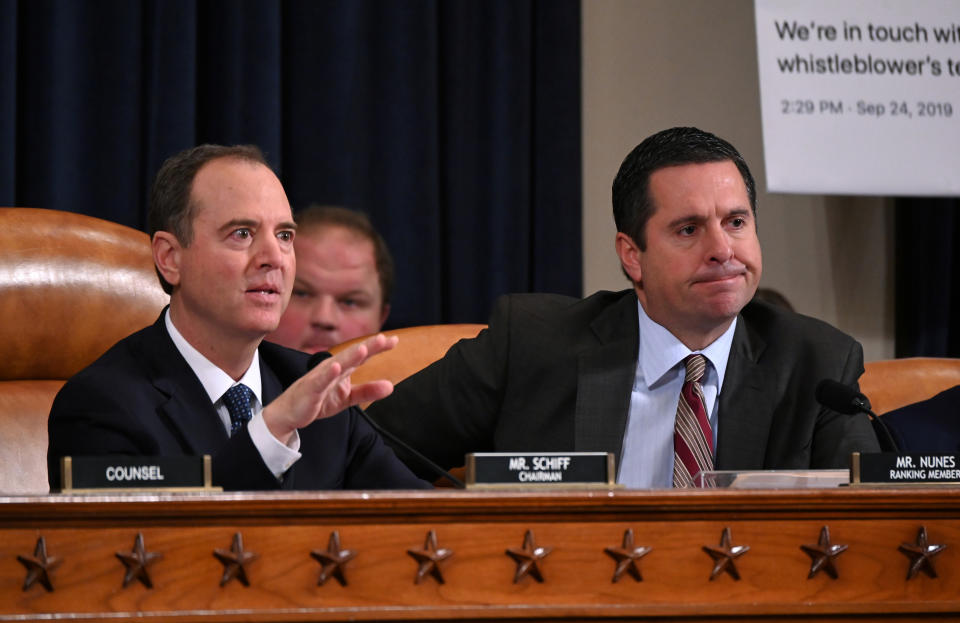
[705,223,734,264]
[254,233,285,269]
[309,296,338,330]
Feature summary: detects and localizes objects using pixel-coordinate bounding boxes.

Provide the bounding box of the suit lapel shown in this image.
[142,313,228,454]
[574,293,638,458]
[256,353,297,489]
[259,353,285,404]
[716,315,774,470]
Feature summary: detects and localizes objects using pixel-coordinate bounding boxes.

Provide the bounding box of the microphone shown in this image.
[814,379,872,415]
[308,352,465,488]
[815,379,900,452]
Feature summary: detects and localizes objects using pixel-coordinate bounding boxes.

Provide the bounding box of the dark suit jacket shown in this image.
[47,314,428,491]
[877,385,960,453]
[367,290,880,478]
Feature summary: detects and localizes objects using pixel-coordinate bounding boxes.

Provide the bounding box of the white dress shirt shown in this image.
[165,310,300,478]
[617,300,737,488]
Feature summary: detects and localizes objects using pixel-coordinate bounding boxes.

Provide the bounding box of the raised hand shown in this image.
[262,333,398,444]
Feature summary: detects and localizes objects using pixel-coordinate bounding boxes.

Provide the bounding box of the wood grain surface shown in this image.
[1,488,958,621]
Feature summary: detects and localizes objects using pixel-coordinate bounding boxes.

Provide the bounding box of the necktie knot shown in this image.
[684,354,706,384]
[223,383,253,436]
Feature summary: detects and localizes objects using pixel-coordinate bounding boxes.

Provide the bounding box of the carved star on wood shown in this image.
[17,536,62,592]
[506,529,553,584]
[311,531,357,586]
[213,532,258,587]
[604,528,652,582]
[702,527,749,581]
[800,525,848,579]
[115,532,163,588]
[407,530,453,584]
[899,526,946,580]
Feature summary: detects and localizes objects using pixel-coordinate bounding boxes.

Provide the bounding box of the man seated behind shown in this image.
[267,206,392,353]
[367,126,880,487]
[47,145,427,491]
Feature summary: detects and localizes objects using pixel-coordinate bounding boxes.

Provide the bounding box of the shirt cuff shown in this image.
[248,412,301,478]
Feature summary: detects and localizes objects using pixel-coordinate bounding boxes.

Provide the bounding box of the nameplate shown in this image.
[465,452,617,489]
[60,456,217,492]
[851,452,960,485]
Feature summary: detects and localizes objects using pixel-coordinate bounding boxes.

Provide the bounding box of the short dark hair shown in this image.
[612,127,757,251]
[294,205,395,309]
[147,144,268,293]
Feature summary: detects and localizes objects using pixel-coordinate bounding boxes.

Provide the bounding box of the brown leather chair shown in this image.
[859,357,960,415]
[0,208,169,494]
[328,324,486,398]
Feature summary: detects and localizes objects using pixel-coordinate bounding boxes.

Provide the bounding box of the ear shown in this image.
[152,231,183,289]
[378,303,391,329]
[614,232,643,284]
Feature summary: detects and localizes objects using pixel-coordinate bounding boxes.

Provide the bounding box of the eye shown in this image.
[277,230,294,242]
[340,298,358,308]
[232,228,252,240]
[679,225,697,236]
[729,216,747,229]
[292,288,311,299]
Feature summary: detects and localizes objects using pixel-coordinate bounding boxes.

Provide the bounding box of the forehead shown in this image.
[298,225,376,264]
[647,160,748,217]
[295,225,380,290]
[190,157,292,223]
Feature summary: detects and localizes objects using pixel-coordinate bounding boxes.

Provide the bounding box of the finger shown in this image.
[354,333,400,358]
[329,340,371,371]
[328,333,397,372]
[365,333,399,356]
[344,333,397,363]
[306,358,343,390]
[349,380,395,405]
[333,335,397,389]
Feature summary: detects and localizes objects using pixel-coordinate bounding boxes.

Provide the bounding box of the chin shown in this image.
[242,315,284,338]
[701,299,748,323]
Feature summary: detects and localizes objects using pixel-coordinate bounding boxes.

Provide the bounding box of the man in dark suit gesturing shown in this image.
[48,145,427,491]
[367,127,879,487]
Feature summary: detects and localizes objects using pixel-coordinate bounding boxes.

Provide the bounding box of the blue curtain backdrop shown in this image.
[0,0,581,328]
[895,198,960,357]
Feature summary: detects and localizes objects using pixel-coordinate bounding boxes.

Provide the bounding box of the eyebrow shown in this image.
[219,218,257,234]
[726,207,752,217]
[665,207,752,230]
[665,213,707,229]
[338,289,374,298]
[218,218,298,234]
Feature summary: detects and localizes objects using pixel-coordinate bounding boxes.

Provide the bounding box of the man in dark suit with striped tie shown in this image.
[369,127,880,487]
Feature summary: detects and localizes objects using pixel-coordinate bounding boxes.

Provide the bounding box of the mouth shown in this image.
[692,271,747,288]
[246,285,282,301]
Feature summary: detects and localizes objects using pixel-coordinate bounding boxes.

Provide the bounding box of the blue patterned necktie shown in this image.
[223,383,253,436]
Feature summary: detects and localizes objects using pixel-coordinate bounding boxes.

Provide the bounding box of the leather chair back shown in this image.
[0,208,169,494]
[860,357,960,415]
[328,324,486,405]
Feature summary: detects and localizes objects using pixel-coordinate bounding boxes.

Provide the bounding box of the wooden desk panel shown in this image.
[1,488,958,621]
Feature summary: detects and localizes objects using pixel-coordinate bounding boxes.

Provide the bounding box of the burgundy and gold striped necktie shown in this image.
[673,354,714,487]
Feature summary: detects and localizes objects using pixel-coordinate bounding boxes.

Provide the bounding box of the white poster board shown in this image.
[754,0,960,195]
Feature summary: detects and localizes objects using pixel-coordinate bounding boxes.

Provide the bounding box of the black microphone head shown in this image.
[815,379,871,414]
[307,351,332,370]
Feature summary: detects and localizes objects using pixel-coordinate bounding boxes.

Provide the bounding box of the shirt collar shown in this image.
[164,309,263,406]
[636,299,737,389]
